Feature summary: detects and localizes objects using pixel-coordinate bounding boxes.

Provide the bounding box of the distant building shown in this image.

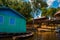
[27,16,48,28]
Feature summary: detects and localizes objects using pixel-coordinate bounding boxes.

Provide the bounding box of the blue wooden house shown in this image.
[0,7,26,33]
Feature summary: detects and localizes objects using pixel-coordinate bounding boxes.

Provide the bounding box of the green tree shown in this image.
[57,7,60,11]
[46,8,57,17]
[41,7,47,16]
[33,0,48,9]
[0,0,48,21]
[41,8,57,19]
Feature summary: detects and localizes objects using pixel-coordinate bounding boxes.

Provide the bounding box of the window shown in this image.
[0,16,3,24]
[9,18,15,25]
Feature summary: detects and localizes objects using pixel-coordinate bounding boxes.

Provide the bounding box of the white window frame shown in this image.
[0,15,4,24]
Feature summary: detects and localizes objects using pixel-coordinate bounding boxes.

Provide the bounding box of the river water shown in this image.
[0,31,60,40]
[14,32,60,40]
[17,31,60,40]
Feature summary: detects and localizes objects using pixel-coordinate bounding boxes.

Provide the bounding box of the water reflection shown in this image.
[0,32,60,40]
[38,32,57,40]
[56,33,60,40]
[18,32,60,40]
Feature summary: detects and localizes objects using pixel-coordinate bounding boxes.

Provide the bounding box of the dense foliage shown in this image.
[0,0,60,21]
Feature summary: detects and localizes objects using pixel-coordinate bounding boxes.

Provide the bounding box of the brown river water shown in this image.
[0,31,60,40]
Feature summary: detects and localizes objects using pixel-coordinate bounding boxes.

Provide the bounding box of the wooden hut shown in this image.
[0,7,26,33]
[27,16,48,28]
[54,10,60,28]
[54,10,60,20]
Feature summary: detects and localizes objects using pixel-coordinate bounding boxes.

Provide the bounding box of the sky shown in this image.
[47,0,60,8]
[24,0,60,8]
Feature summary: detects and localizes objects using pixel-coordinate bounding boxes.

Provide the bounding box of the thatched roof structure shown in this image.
[27,16,49,24]
[34,16,48,23]
[54,10,60,17]
[27,12,60,25]
[54,10,60,21]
